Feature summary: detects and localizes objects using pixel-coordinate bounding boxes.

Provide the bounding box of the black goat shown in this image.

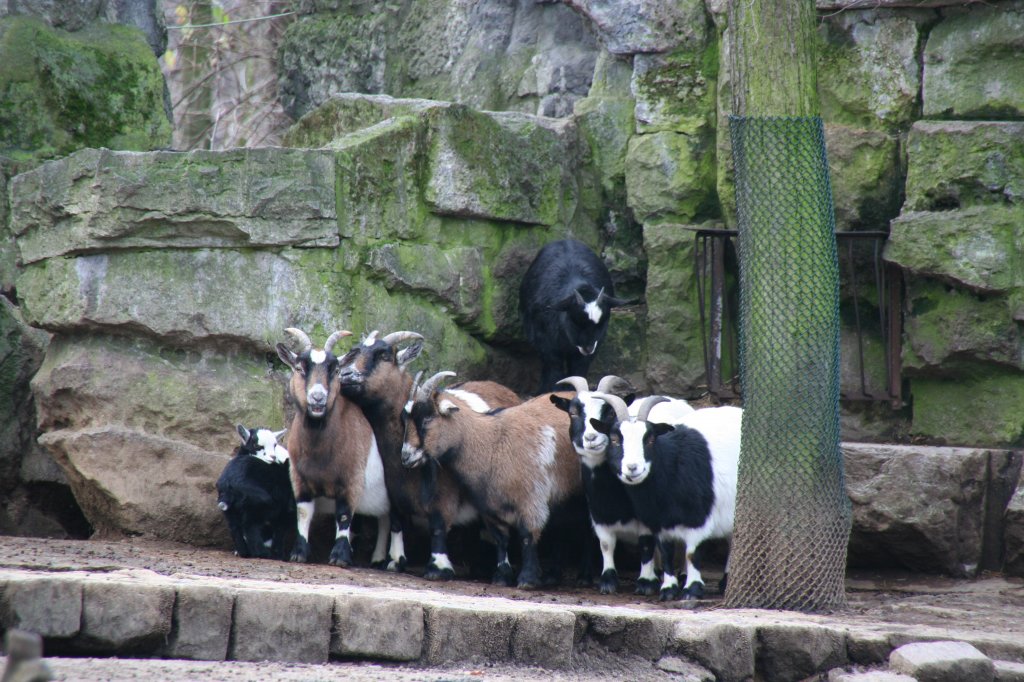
[216,425,295,560]
[519,239,627,393]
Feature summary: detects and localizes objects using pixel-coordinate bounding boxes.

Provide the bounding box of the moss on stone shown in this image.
[911,371,1024,447]
[0,16,171,163]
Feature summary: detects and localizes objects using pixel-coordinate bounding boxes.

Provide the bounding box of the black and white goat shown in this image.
[590,393,741,601]
[402,371,582,589]
[519,239,628,393]
[338,330,520,579]
[216,425,295,560]
[276,328,390,568]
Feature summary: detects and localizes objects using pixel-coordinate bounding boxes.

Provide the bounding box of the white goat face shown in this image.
[577,395,610,458]
[253,429,289,465]
[617,421,652,484]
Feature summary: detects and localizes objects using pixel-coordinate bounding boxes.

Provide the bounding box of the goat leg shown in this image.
[328,500,355,568]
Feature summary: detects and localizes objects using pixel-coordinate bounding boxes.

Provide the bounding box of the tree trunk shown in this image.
[722,0,851,612]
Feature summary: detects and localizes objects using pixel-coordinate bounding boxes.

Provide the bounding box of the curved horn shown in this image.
[364,330,380,345]
[595,374,634,395]
[589,392,630,423]
[416,371,456,402]
[407,370,424,403]
[324,330,353,354]
[382,331,424,346]
[634,395,669,422]
[284,328,312,354]
[555,376,590,393]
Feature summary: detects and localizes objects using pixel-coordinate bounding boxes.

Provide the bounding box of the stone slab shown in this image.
[163,584,234,661]
[0,577,81,639]
[331,594,423,662]
[77,580,175,654]
[889,640,995,682]
[230,588,332,663]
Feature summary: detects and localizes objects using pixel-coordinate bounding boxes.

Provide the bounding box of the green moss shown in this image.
[911,370,1024,447]
[0,17,171,162]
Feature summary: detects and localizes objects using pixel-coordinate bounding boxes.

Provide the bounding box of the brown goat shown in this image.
[338,330,520,579]
[276,328,389,568]
[402,371,582,589]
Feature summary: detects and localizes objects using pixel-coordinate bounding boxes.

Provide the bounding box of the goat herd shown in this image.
[216,239,744,602]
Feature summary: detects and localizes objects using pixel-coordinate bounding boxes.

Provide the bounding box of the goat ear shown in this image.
[236,425,250,443]
[273,428,287,441]
[276,343,301,373]
[651,423,675,437]
[397,339,424,368]
[599,292,631,308]
[550,395,571,412]
[438,399,459,416]
[623,392,637,404]
[549,292,577,312]
[590,418,611,435]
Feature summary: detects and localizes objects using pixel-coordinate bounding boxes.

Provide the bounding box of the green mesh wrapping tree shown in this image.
[722,0,851,612]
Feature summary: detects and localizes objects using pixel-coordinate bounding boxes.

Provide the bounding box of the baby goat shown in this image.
[276,328,390,568]
[216,425,295,560]
[590,393,741,601]
[402,371,582,589]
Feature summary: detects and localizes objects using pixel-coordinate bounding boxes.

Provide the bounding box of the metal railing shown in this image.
[690,228,902,406]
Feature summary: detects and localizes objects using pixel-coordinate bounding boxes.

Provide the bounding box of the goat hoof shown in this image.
[682,582,705,601]
[369,560,388,570]
[492,565,515,587]
[328,541,353,568]
[659,586,682,602]
[598,569,619,595]
[386,557,407,573]
[289,551,309,563]
[424,565,455,581]
[635,579,659,597]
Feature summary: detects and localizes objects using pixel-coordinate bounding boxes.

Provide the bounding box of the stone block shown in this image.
[995,659,1024,682]
[671,620,756,682]
[9,148,338,265]
[0,17,170,163]
[828,670,916,682]
[825,124,900,232]
[582,612,672,661]
[162,585,234,661]
[230,589,332,663]
[567,0,708,54]
[282,93,448,148]
[625,131,715,224]
[509,609,575,670]
[76,580,174,654]
[1004,481,1024,577]
[756,624,848,682]
[903,121,1024,213]
[889,640,995,682]
[844,443,990,576]
[421,603,517,665]
[885,206,1024,296]
[923,4,1024,119]
[0,577,81,638]
[631,42,717,135]
[642,223,706,395]
[422,106,576,227]
[908,375,1024,451]
[331,595,423,662]
[817,10,925,129]
[847,631,895,666]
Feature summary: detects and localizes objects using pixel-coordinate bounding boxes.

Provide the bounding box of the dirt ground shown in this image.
[2,535,1023,681]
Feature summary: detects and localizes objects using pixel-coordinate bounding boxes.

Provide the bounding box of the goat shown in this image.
[519,239,628,393]
[275,328,390,568]
[402,371,582,589]
[216,425,295,560]
[338,330,519,579]
[590,393,741,601]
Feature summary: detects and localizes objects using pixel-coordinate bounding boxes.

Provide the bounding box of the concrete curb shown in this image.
[2,567,1023,681]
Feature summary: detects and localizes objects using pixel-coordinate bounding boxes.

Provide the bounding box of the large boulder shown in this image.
[277,0,600,121]
[844,443,1021,576]
[0,16,170,163]
[564,0,708,55]
[923,2,1024,119]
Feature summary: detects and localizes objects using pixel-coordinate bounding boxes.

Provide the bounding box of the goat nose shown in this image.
[584,433,598,443]
[627,463,639,473]
[309,386,327,403]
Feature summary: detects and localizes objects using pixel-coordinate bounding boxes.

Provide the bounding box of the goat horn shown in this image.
[324,330,353,355]
[364,330,380,345]
[284,328,312,354]
[416,371,456,402]
[596,374,634,395]
[589,392,630,423]
[634,395,669,422]
[556,376,590,393]
[383,331,424,346]
[407,370,424,403]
